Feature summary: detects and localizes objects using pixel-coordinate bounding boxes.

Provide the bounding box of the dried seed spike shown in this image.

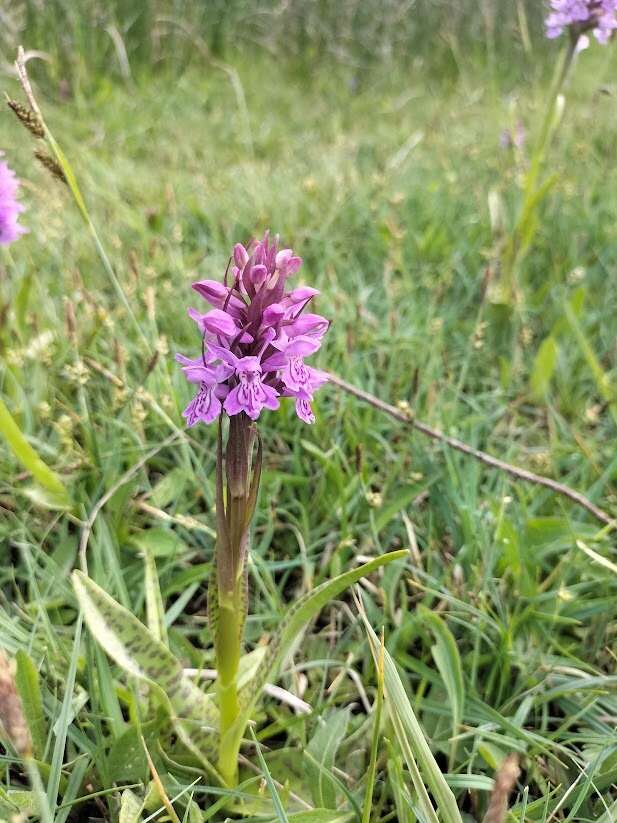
[34,148,66,184]
[482,754,521,823]
[6,96,44,139]
[0,650,32,758]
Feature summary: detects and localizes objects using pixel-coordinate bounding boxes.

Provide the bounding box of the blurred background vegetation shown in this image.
[2,0,546,91]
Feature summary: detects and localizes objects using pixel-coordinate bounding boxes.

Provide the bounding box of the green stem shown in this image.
[216,587,243,785]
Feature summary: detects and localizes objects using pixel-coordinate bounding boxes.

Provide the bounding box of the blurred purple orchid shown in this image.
[0,152,26,246]
[177,232,329,426]
[546,0,617,43]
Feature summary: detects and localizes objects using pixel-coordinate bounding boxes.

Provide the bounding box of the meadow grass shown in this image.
[1,10,617,822]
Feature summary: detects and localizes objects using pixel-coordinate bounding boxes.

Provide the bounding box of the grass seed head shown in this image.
[34,148,67,183]
[6,97,44,139]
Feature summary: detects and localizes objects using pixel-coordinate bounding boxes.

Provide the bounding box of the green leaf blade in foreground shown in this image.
[71,571,219,776]
[0,396,69,507]
[360,612,463,823]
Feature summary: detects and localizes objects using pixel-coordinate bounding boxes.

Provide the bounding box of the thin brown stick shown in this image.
[326,372,616,528]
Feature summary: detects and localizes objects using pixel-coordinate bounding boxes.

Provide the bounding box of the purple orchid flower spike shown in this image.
[174,233,330,785]
[177,232,330,425]
[545,0,617,43]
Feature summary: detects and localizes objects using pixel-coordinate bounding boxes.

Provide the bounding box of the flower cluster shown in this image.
[177,233,329,426]
[546,0,617,43]
[0,153,26,246]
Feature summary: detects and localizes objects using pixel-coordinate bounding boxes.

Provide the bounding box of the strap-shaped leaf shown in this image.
[230,550,407,751]
[72,571,220,775]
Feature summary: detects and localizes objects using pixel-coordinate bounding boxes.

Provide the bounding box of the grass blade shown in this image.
[361,629,385,823]
[47,614,82,813]
[359,606,463,823]
[418,605,465,767]
[249,725,290,822]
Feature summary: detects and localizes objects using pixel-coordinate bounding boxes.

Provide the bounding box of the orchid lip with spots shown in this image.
[177,232,329,425]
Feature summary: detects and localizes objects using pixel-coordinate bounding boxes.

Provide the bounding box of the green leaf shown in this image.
[306,708,350,809]
[108,717,164,783]
[143,547,168,645]
[280,813,354,822]
[234,550,407,748]
[362,629,384,823]
[373,481,433,533]
[530,336,558,400]
[119,788,144,823]
[0,788,36,816]
[15,650,47,760]
[444,774,494,791]
[478,741,507,770]
[131,528,186,558]
[72,571,220,777]
[564,300,617,427]
[360,612,463,823]
[0,396,69,508]
[150,468,188,508]
[47,615,82,816]
[597,800,617,823]
[419,606,465,766]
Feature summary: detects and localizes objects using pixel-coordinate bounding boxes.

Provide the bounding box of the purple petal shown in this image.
[175,352,212,367]
[201,309,238,337]
[206,343,239,367]
[261,384,280,410]
[192,280,246,315]
[261,352,287,372]
[283,336,321,357]
[263,303,286,325]
[181,364,220,384]
[287,313,329,338]
[192,279,228,304]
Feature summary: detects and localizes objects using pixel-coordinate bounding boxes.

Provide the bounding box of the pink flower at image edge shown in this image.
[0,152,26,246]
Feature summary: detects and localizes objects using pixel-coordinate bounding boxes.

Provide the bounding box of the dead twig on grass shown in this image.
[327,371,616,528]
